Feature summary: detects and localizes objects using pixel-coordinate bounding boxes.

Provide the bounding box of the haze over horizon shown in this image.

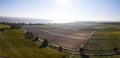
[0,0,120,23]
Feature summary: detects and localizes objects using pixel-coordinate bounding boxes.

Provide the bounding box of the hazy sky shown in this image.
[0,0,120,23]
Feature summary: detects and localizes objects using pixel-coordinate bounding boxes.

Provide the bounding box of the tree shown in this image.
[59,46,63,52]
[79,48,85,54]
[29,32,34,39]
[0,28,5,31]
[79,48,89,58]
[32,36,38,41]
[39,39,48,48]
[10,24,21,29]
[113,47,118,53]
[25,31,30,35]
[31,35,35,39]
[24,32,34,39]
[25,32,30,38]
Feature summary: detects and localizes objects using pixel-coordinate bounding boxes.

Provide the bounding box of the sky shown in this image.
[0,0,120,23]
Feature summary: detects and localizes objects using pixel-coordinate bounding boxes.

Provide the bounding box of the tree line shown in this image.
[24,31,63,52]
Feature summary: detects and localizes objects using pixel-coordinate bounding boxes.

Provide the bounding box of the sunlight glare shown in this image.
[53,19,74,23]
[57,0,71,8]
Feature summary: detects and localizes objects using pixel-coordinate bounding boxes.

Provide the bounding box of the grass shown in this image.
[1,23,120,58]
[0,29,65,58]
[83,24,120,58]
[0,24,11,28]
[83,31,120,50]
[83,24,120,50]
[91,24,120,31]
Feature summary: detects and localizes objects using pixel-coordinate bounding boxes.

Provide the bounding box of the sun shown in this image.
[57,0,71,8]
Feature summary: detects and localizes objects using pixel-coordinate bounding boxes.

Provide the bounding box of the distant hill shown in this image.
[0,16,53,23]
